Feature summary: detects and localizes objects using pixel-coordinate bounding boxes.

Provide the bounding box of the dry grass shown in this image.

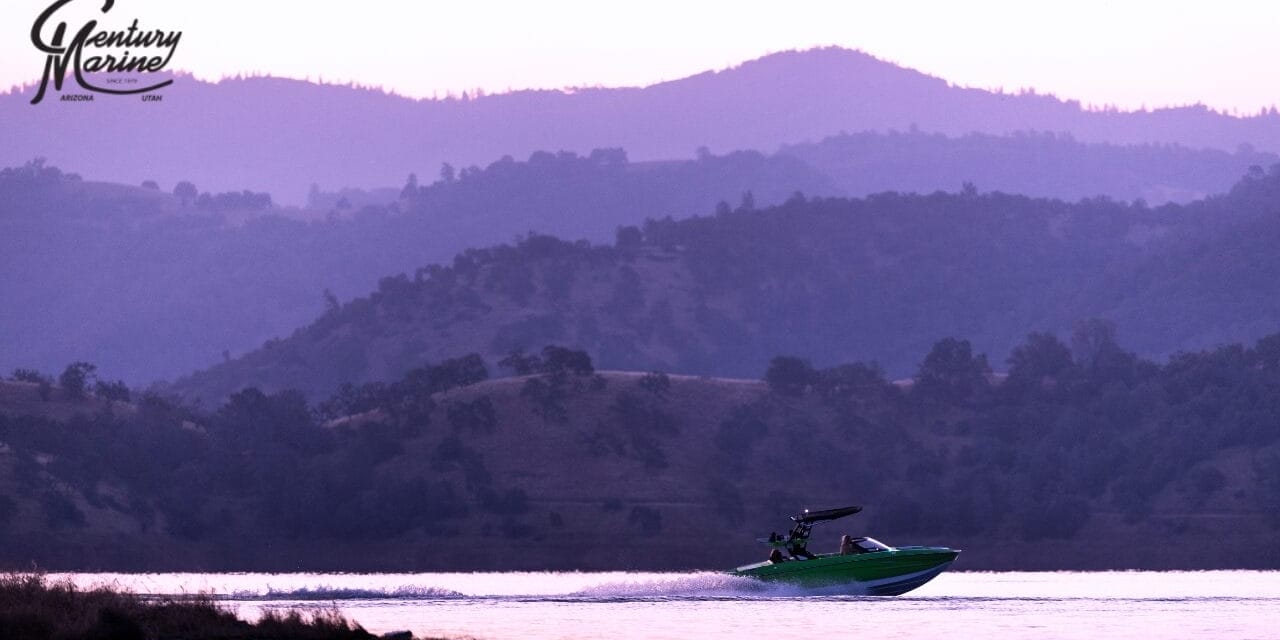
[0,573,379,640]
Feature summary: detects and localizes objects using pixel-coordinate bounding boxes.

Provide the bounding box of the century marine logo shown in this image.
[29,0,182,104]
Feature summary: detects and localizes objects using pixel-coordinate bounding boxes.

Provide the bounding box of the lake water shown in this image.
[55,570,1280,639]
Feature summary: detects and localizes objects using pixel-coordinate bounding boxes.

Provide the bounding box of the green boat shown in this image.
[732,505,959,595]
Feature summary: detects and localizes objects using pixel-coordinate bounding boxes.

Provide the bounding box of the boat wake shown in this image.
[568,573,871,600]
[226,585,465,601]
[217,573,869,603]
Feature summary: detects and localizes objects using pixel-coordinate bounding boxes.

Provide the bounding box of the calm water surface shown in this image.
[56,571,1280,639]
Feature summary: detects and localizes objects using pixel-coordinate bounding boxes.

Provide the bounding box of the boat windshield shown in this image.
[856,537,893,553]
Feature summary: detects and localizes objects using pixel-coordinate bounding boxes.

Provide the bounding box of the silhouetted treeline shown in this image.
[756,323,1280,539]
[4,330,1280,570]
[193,189,273,212]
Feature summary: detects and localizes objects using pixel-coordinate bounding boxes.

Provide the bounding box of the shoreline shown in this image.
[0,573,412,640]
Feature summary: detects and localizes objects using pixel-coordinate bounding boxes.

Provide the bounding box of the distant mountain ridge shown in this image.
[0,152,835,384]
[4,47,1278,204]
[10,136,1273,387]
[170,166,1280,405]
[780,130,1278,204]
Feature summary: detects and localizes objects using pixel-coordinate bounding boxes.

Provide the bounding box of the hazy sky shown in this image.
[2,0,1276,113]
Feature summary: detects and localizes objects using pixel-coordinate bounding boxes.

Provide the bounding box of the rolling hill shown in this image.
[169,165,1280,406]
[4,47,1278,204]
[0,152,832,384]
[3,335,1279,571]
[7,136,1273,387]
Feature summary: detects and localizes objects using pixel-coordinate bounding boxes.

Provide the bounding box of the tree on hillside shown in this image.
[217,387,331,455]
[59,362,97,400]
[540,346,594,377]
[1007,332,1074,389]
[12,368,47,384]
[765,356,818,396]
[1072,318,1147,386]
[914,338,991,404]
[401,173,418,199]
[498,348,541,376]
[447,396,497,433]
[506,346,596,424]
[173,181,197,206]
[316,381,390,421]
[1253,333,1280,372]
[94,379,131,403]
[1071,318,1120,370]
[15,368,57,401]
[614,225,643,251]
[588,148,628,166]
[412,354,489,392]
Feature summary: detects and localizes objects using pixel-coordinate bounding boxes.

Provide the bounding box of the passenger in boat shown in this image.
[839,534,856,555]
[768,548,786,563]
[788,541,816,560]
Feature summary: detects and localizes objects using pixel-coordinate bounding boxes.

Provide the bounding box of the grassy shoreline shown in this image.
[0,573,410,640]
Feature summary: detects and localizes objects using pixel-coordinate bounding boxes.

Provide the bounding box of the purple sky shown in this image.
[2,0,1276,113]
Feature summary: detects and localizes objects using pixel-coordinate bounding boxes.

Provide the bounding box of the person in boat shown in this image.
[783,522,816,559]
[789,544,816,560]
[787,538,816,560]
[839,534,856,555]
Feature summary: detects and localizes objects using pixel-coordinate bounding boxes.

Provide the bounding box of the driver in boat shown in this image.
[839,534,856,555]
[787,537,816,560]
[789,542,816,560]
[767,530,817,561]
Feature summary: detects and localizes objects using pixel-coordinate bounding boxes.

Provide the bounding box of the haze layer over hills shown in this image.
[4,47,1278,203]
[165,167,1280,405]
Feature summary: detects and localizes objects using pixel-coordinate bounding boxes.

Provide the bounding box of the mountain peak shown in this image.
[3,47,1277,208]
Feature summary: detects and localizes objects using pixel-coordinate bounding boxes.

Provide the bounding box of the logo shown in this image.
[29,0,182,104]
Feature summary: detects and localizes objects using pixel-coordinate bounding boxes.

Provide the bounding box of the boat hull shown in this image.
[732,547,959,595]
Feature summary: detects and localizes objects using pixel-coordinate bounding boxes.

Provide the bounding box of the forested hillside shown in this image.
[3,335,1279,571]
[5,128,1273,387]
[173,165,1280,405]
[0,152,831,383]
